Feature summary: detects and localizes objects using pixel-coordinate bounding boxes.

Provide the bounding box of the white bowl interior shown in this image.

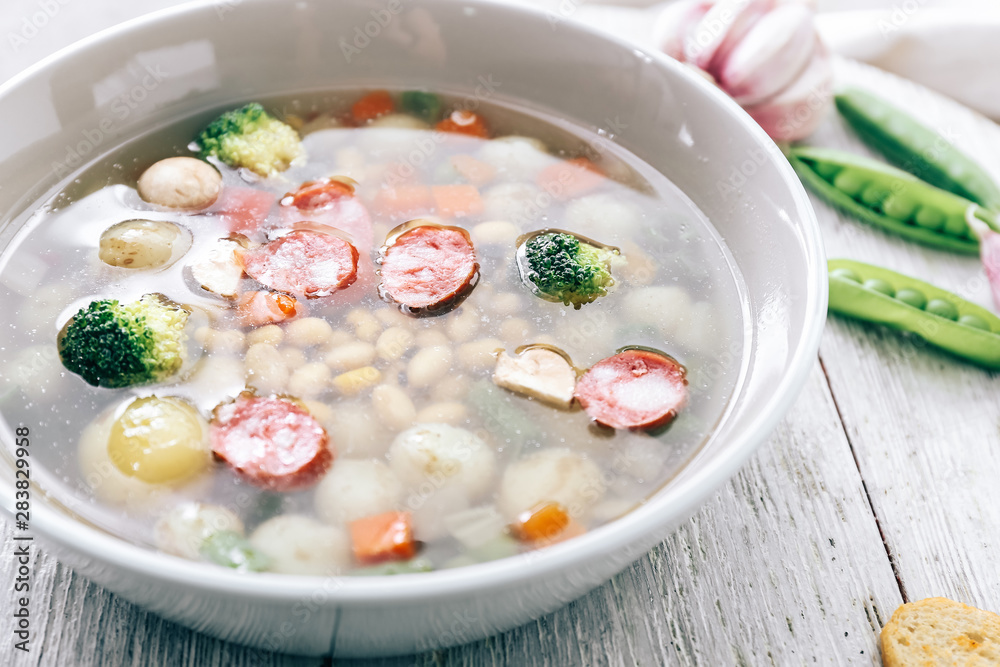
[0,0,825,656]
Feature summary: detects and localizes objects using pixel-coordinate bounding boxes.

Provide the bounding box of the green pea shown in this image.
[895,288,927,309]
[913,207,946,230]
[926,298,959,321]
[830,267,862,283]
[880,193,918,221]
[835,88,1000,210]
[813,161,841,182]
[200,531,270,572]
[827,258,1000,369]
[863,278,895,297]
[860,184,891,208]
[942,215,968,237]
[832,169,867,198]
[958,314,991,331]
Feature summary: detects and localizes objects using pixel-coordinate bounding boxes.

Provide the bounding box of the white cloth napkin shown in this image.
[564,0,1000,120]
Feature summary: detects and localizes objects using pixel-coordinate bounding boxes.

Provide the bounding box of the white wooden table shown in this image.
[2,2,999,665]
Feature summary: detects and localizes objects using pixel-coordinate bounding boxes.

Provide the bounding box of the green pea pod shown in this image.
[200,530,270,572]
[789,146,987,254]
[835,87,1000,211]
[828,259,1000,369]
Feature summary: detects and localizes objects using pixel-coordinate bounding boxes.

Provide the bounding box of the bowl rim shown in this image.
[0,0,827,603]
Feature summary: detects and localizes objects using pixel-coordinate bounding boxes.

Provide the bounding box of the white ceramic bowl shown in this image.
[0,0,826,657]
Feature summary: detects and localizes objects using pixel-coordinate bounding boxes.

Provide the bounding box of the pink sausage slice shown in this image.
[211,396,333,491]
[574,349,688,430]
[239,230,359,298]
[379,225,478,315]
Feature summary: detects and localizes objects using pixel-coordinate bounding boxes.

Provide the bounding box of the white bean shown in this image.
[281,347,307,370]
[247,324,283,347]
[415,402,467,425]
[347,309,381,342]
[374,307,411,328]
[284,317,334,347]
[137,157,222,209]
[327,329,356,347]
[198,328,246,354]
[288,362,332,398]
[372,384,417,430]
[331,366,381,395]
[490,292,522,317]
[406,346,452,388]
[457,338,504,371]
[430,375,470,402]
[244,343,289,394]
[324,341,377,372]
[314,459,404,525]
[415,329,450,348]
[471,220,520,246]
[249,515,350,575]
[446,307,482,343]
[376,326,415,361]
[499,318,532,344]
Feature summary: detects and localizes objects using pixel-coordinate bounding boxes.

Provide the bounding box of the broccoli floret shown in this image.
[521,232,617,308]
[195,103,303,176]
[58,294,189,388]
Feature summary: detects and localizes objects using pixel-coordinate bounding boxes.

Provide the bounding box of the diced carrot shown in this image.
[212,187,276,235]
[351,90,395,123]
[436,110,490,138]
[450,154,496,186]
[431,184,484,218]
[236,290,303,328]
[350,511,417,564]
[511,503,571,543]
[537,157,606,200]
[540,518,586,547]
[282,178,355,210]
[372,185,434,219]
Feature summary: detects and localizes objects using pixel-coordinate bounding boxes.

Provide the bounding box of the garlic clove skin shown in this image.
[686,0,775,73]
[742,41,833,142]
[655,0,712,61]
[718,3,817,107]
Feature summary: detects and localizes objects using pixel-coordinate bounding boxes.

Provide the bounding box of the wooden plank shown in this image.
[3,365,900,665]
[813,60,1000,613]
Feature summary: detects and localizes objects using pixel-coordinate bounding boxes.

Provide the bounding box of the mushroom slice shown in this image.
[492,345,576,409]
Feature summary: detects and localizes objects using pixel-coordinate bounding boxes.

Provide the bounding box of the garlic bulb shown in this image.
[655,0,832,142]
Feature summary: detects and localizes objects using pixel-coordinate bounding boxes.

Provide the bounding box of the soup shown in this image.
[0,89,747,575]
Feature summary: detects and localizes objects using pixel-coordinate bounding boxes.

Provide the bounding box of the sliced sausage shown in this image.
[239,230,359,298]
[574,349,688,430]
[281,178,355,210]
[211,396,333,491]
[378,224,479,315]
[236,290,304,328]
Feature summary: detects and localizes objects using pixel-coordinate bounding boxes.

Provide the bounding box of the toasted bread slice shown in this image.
[881,597,1000,666]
